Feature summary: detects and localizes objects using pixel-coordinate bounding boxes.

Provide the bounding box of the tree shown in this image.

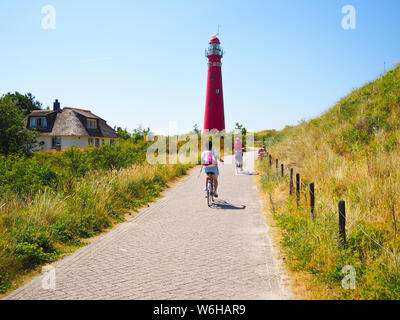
[235,122,247,136]
[116,127,131,140]
[192,124,201,136]
[0,97,39,156]
[116,126,151,143]
[132,125,151,143]
[1,92,42,116]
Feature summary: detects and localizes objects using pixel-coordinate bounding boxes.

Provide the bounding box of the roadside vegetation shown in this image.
[258,66,400,299]
[0,93,191,295]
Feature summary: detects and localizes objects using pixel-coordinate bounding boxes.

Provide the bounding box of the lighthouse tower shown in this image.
[203,35,225,133]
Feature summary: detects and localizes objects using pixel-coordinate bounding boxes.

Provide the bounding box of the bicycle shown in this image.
[206,173,216,207]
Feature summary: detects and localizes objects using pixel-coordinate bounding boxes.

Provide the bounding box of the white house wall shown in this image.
[36,137,52,151]
[36,136,112,151]
[61,137,88,149]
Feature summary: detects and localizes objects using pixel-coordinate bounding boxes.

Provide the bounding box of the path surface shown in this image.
[5,151,292,300]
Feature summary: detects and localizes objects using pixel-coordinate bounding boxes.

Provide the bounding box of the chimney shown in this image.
[53,99,61,112]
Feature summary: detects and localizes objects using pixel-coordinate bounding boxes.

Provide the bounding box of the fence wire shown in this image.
[262,154,399,264]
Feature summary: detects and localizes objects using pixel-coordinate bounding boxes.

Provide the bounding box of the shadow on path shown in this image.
[212,200,246,210]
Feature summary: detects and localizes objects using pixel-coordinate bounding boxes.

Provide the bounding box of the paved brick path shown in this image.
[5,151,292,300]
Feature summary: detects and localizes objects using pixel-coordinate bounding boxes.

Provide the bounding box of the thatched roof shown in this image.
[28,110,54,116]
[27,107,119,138]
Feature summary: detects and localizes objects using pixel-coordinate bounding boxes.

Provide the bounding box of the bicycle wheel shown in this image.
[211,180,215,203]
[207,182,212,207]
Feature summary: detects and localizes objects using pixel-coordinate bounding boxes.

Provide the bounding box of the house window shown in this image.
[51,137,61,149]
[209,102,213,107]
[95,138,100,147]
[30,117,47,128]
[210,77,214,80]
[38,141,45,150]
[87,119,97,129]
[216,89,220,94]
[88,138,94,146]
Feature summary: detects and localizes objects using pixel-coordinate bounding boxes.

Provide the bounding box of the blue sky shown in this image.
[1,0,400,134]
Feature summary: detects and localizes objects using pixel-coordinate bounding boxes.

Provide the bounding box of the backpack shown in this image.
[202,150,217,166]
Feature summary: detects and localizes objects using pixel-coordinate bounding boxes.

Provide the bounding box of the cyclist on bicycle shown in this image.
[201,141,224,198]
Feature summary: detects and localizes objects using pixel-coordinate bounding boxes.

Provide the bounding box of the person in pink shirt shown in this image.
[234,137,244,170]
[201,141,224,197]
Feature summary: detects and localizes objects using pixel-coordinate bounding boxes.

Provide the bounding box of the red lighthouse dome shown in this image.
[203,36,225,133]
[209,36,221,44]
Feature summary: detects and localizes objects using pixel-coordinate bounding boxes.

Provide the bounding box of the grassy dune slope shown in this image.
[259,66,400,299]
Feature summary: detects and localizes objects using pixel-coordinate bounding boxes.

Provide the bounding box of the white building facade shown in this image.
[27,100,119,151]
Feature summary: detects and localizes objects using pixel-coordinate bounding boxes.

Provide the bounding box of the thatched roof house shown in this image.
[26,100,119,150]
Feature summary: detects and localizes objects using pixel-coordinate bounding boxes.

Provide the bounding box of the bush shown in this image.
[0,140,152,200]
[15,243,58,270]
[0,155,59,197]
[0,272,11,294]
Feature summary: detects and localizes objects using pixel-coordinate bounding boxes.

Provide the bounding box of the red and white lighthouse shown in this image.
[203,35,225,133]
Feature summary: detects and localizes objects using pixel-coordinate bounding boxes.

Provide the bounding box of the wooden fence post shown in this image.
[276,159,279,175]
[290,168,294,195]
[281,164,284,177]
[310,183,315,220]
[269,155,272,168]
[339,201,346,248]
[296,173,300,206]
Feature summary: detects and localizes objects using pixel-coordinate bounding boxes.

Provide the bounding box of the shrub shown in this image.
[15,243,58,270]
[0,272,11,294]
